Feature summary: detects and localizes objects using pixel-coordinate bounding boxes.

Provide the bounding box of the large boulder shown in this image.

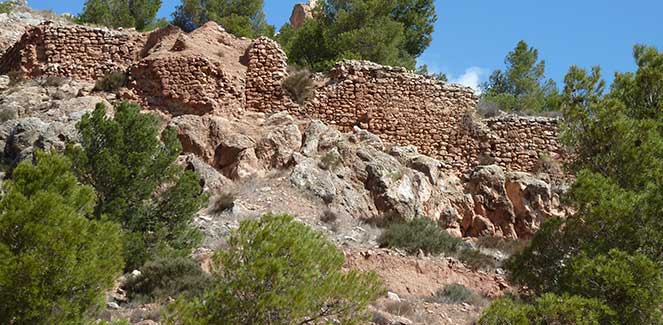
[463,164,559,239]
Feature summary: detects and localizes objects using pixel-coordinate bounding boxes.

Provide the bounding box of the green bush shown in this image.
[94,70,127,91]
[378,218,462,255]
[163,214,384,325]
[67,102,208,270]
[479,294,614,325]
[428,284,483,305]
[457,247,497,271]
[125,256,211,302]
[478,297,533,325]
[0,2,13,14]
[561,250,663,324]
[0,152,124,323]
[282,67,315,105]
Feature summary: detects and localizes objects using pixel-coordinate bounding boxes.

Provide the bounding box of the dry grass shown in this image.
[282,67,315,105]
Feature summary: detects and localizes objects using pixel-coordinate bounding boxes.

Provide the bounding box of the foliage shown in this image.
[560,250,663,324]
[67,102,207,270]
[456,248,497,271]
[428,284,483,305]
[125,256,211,302]
[378,218,461,255]
[415,64,448,81]
[94,70,128,92]
[278,0,437,72]
[209,192,235,214]
[481,40,561,112]
[282,67,315,105]
[0,152,123,324]
[479,294,613,325]
[79,0,162,31]
[478,297,533,325]
[7,70,25,87]
[164,214,384,324]
[504,44,663,325]
[172,0,274,37]
[0,1,13,14]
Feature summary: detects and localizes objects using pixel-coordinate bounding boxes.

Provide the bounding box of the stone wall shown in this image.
[484,116,563,171]
[1,22,565,173]
[0,22,145,79]
[244,38,565,173]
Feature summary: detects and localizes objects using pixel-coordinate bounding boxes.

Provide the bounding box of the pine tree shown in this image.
[164,214,384,324]
[0,152,124,324]
[79,0,162,31]
[67,102,208,270]
[278,0,437,72]
[172,0,274,37]
[481,40,560,112]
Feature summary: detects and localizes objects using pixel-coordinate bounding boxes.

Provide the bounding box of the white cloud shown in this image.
[449,67,486,93]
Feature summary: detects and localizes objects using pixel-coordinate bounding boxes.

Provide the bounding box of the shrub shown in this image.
[457,248,497,271]
[476,236,529,256]
[319,150,343,170]
[41,75,68,87]
[0,109,16,123]
[67,102,208,270]
[125,256,211,302]
[94,70,127,91]
[209,192,235,214]
[477,100,501,118]
[0,2,13,14]
[479,294,614,325]
[7,70,25,87]
[535,152,563,175]
[532,293,614,325]
[0,152,124,323]
[163,214,384,324]
[378,218,462,255]
[428,284,484,305]
[478,298,533,325]
[320,209,338,224]
[282,67,315,105]
[560,250,663,324]
[383,300,414,318]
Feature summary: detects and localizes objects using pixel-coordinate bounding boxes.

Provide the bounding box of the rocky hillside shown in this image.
[0,7,568,325]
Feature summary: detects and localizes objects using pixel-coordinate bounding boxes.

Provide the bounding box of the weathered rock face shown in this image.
[463,165,562,239]
[0,78,109,165]
[174,110,560,239]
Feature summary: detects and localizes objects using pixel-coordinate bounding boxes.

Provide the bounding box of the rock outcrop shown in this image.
[174,111,561,239]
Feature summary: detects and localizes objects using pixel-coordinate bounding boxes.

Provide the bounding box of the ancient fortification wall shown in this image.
[243,38,564,172]
[0,22,145,79]
[0,22,564,173]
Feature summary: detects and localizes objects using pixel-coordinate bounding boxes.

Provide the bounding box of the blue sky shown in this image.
[28,0,663,90]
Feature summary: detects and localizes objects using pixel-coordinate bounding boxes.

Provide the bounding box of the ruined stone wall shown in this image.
[0,22,145,79]
[245,37,294,113]
[244,39,565,173]
[485,116,563,171]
